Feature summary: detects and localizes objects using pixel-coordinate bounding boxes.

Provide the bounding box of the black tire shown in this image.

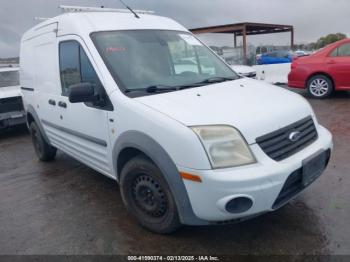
[307,74,334,99]
[120,155,181,234]
[29,122,57,161]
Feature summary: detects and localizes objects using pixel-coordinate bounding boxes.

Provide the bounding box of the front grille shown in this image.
[0,96,24,114]
[272,149,331,209]
[256,116,318,161]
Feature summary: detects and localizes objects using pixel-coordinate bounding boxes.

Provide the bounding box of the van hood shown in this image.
[136,78,314,144]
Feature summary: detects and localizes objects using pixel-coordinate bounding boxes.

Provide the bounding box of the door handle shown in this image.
[58,101,67,108]
[48,99,56,106]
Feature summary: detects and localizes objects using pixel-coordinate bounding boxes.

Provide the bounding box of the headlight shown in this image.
[191,125,256,169]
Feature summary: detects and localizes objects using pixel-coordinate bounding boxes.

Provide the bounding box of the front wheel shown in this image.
[307,75,333,99]
[120,155,181,234]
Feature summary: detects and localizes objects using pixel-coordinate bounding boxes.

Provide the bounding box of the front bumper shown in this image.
[0,111,26,129]
[0,96,25,129]
[179,125,332,222]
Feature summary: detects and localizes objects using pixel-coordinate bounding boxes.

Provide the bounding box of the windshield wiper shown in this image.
[125,85,179,93]
[125,77,237,94]
[178,77,237,89]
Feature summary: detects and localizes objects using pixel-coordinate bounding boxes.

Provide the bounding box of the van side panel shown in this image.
[20,44,34,93]
[21,27,60,139]
[21,22,59,104]
[34,41,60,95]
[20,38,35,112]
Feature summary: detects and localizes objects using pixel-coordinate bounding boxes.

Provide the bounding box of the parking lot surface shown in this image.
[0,87,349,255]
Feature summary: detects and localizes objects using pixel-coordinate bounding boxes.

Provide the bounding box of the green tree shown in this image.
[316,33,347,49]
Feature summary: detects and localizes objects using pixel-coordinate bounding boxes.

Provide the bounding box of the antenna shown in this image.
[118,0,140,18]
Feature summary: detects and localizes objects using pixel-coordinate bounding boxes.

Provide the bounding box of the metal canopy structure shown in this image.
[190,22,294,65]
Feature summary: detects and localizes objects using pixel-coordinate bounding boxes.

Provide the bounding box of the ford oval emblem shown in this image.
[289,131,302,142]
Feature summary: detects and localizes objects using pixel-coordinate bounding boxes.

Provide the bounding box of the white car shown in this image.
[20,7,333,233]
[0,66,26,129]
[230,65,257,79]
[294,50,311,57]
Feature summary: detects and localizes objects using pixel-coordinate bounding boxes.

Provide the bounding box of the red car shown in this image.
[288,39,350,98]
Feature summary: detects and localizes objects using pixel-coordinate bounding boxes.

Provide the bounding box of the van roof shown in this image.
[22,12,188,41]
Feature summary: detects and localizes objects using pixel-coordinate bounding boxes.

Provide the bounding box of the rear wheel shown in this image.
[29,122,57,161]
[120,155,181,234]
[307,75,333,98]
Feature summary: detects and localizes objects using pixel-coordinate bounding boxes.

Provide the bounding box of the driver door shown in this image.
[326,42,350,88]
[53,36,113,176]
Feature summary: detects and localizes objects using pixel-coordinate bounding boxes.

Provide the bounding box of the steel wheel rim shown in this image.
[310,78,329,97]
[132,174,168,218]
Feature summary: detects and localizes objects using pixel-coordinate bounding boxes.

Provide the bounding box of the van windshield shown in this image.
[91,30,239,95]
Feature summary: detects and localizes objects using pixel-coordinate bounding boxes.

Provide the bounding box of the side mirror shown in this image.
[68,83,100,104]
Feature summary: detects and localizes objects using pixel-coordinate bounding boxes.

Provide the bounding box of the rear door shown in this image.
[326,42,350,89]
[48,35,114,177]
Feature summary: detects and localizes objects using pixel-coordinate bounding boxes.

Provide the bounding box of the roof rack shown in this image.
[59,5,154,15]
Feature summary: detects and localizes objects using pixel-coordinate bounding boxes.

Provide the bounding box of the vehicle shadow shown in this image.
[282,85,350,100]
[305,91,350,100]
[0,124,28,140]
[328,90,350,99]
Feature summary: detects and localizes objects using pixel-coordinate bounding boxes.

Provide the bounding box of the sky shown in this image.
[0,0,349,58]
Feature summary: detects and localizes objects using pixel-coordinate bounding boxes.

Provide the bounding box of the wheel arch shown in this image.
[26,104,51,144]
[117,147,148,178]
[26,112,35,126]
[112,130,208,226]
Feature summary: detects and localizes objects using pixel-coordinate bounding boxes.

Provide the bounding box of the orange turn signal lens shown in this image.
[180,172,202,183]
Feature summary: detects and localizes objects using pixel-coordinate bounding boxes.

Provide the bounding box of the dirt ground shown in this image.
[0,87,349,255]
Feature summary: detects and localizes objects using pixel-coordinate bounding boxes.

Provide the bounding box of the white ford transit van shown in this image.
[20,7,333,233]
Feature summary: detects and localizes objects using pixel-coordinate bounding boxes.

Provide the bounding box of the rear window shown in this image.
[0,70,19,88]
[267,52,277,57]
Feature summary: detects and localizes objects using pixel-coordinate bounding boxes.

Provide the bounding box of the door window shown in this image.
[59,41,102,95]
[330,43,350,57]
[338,43,350,57]
[267,52,277,57]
